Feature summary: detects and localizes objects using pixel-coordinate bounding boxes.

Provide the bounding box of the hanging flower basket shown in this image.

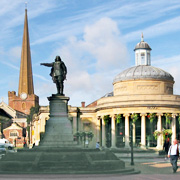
[147,113,156,123]
[153,130,162,140]
[162,129,172,139]
[87,131,94,140]
[164,113,172,124]
[74,131,94,142]
[131,113,139,123]
[116,114,122,124]
[103,115,111,125]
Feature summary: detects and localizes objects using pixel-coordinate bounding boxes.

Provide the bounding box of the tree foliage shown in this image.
[103,115,111,125]
[27,106,39,124]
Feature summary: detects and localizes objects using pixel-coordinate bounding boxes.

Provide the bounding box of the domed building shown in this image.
[77,34,180,149]
[32,34,180,150]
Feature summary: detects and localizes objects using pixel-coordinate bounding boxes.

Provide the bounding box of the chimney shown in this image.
[81,102,85,107]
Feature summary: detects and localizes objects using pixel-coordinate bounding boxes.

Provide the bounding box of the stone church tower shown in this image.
[8,9,39,115]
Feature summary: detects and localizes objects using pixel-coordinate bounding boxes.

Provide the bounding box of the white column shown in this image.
[157,113,163,150]
[102,117,106,147]
[124,114,130,148]
[172,114,177,142]
[111,115,116,148]
[96,117,101,142]
[140,113,146,148]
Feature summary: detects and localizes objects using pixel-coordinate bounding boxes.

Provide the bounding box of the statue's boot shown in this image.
[60,85,64,96]
[56,84,60,94]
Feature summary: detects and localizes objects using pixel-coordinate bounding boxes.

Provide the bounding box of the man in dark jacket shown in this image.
[41,56,67,95]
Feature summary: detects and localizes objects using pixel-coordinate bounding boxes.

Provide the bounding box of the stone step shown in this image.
[0,166,140,175]
[110,147,158,153]
[42,134,74,141]
[40,141,78,147]
[0,148,140,175]
[114,153,164,159]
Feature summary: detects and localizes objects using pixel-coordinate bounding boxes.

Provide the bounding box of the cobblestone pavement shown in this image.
[0,157,180,180]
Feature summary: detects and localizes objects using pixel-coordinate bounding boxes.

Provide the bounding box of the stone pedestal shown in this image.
[40,94,76,147]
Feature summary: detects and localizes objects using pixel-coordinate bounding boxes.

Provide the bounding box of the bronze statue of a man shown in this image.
[41,56,67,95]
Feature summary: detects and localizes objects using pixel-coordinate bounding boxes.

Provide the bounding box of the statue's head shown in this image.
[55,56,61,62]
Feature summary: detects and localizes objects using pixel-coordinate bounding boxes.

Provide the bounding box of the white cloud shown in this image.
[168,66,180,95]
[29,0,180,46]
[34,74,51,82]
[82,18,129,71]
[151,54,180,96]
[8,46,21,62]
[37,17,129,106]
[152,55,180,67]
[0,61,19,70]
[124,16,180,42]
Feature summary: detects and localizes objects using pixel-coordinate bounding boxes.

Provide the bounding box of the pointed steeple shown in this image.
[18,8,34,96]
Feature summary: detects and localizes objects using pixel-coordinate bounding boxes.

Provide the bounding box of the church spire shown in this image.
[18,8,34,96]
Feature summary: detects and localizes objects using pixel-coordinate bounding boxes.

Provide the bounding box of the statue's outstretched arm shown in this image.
[40,63,53,67]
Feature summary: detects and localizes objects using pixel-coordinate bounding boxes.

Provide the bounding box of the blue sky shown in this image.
[0,0,180,107]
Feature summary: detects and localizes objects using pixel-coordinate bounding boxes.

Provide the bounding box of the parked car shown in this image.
[0,139,14,150]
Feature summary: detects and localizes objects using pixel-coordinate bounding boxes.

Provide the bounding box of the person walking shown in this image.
[96,142,100,149]
[168,139,180,173]
[163,137,171,160]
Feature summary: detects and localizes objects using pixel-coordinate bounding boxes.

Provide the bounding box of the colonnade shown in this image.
[96,113,177,149]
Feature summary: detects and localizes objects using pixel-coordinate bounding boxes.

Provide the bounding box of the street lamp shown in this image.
[130,122,134,165]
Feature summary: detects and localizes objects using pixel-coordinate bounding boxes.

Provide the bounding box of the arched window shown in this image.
[141,52,145,64]
[22,102,26,110]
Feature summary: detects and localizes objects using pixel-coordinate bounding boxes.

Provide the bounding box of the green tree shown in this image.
[27,106,39,124]
[27,106,39,143]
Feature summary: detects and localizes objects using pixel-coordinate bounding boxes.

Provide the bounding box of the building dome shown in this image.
[134,41,152,51]
[113,65,174,83]
[134,33,152,51]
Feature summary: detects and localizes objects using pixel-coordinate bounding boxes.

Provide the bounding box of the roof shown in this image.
[102,92,114,98]
[134,33,152,51]
[134,41,152,51]
[3,122,23,130]
[113,65,174,83]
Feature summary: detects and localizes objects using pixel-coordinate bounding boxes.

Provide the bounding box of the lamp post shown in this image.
[130,122,134,165]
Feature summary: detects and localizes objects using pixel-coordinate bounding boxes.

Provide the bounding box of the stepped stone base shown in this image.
[0,148,140,174]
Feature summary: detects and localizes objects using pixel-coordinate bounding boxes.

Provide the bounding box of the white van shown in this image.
[0,139,14,150]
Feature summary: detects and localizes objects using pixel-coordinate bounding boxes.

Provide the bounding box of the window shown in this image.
[10,130,18,137]
[141,52,145,65]
[136,53,139,65]
[147,53,150,64]
[22,102,26,110]
[83,122,91,131]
